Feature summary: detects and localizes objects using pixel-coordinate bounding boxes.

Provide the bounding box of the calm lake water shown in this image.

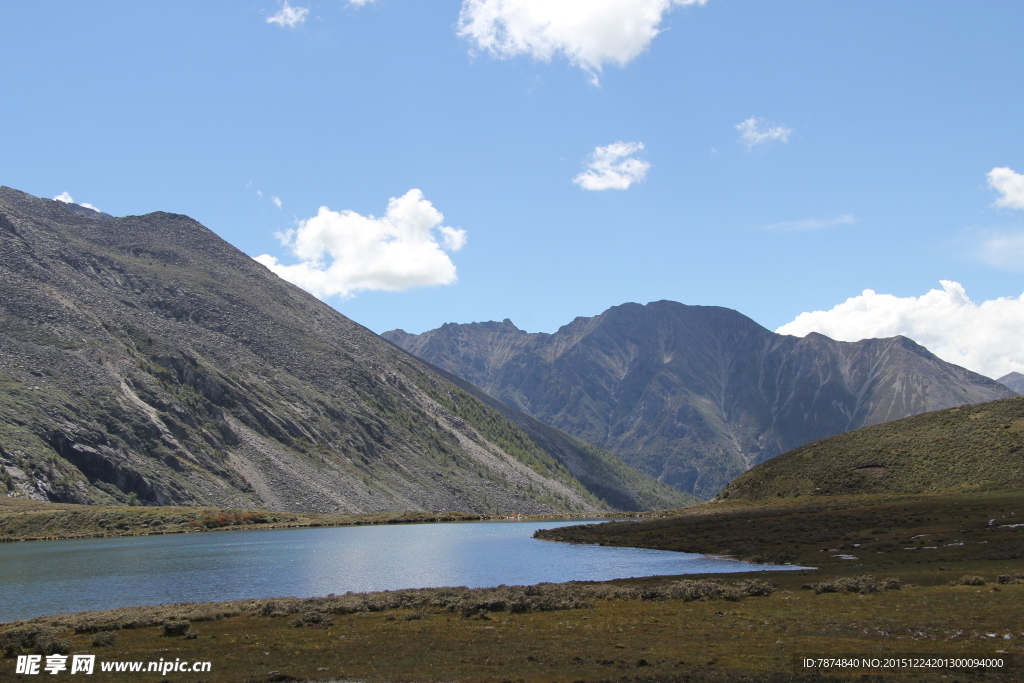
[0,519,797,622]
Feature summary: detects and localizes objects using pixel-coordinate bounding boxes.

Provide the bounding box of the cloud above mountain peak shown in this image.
[254,189,466,299]
[777,281,1024,378]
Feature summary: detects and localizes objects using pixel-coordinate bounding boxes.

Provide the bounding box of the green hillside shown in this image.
[719,396,1024,502]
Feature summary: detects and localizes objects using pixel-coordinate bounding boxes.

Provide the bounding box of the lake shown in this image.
[0,519,798,622]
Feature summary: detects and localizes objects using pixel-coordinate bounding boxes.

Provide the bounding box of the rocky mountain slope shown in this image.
[719,395,1024,501]
[0,188,687,514]
[998,372,1024,394]
[384,302,1015,498]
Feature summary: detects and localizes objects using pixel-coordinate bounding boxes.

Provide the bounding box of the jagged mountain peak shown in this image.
[384,302,1014,499]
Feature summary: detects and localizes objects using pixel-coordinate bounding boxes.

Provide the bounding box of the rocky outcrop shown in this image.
[0,187,686,513]
[384,302,1016,498]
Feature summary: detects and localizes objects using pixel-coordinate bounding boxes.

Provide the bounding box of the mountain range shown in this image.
[384,303,1015,498]
[0,187,687,514]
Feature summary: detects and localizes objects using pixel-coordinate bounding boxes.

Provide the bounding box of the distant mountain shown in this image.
[719,395,1024,501]
[997,372,1024,394]
[384,302,1015,498]
[0,187,687,514]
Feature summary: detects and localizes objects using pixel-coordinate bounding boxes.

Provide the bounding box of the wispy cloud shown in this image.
[254,189,467,299]
[53,191,101,213]
[977,232,1024,272]
[573,141,650,191]
[777,280,1024,378]
[457,0,708,85]
[267,1,309,28]
[759,214,854,232]
[272,196,283,209]
[988,167,1024,210]
[736,117,793,148]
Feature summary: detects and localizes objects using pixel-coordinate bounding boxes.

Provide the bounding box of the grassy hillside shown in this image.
[538,489,1024,567]
[718,396,1024,502]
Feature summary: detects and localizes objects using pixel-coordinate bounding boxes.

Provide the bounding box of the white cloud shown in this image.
[267,1,309,28]
[988,167,1024,210]
[272,196,283,208]
[347,0,376,5]
[736,117,793,148]
[438,225,468,250]
[53,192,100,212]
[457,0,707,84]
[760,214,855,232]
[776,281,1024,378]
[573,141,650,191]
[254,189,467,299]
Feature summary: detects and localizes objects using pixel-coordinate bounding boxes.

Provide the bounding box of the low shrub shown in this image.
[290,611,332,627]
[402,611,429,621]
[808,576,901,594]
[32,630,71,656]
[0,628,34,657]
[92,631,116,647]
[950,575,986,586]
[996,573,1024,585]
[0,626,71,657]
[161,621,191,637]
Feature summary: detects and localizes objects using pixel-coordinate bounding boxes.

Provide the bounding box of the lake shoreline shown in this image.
[0,496,655,544]
[5,516,782,624]
[3,566,1019,682]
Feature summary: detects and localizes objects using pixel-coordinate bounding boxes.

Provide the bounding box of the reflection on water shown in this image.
[0,519,797,621]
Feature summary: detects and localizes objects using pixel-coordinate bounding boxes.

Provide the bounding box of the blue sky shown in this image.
[2,1,1023,376]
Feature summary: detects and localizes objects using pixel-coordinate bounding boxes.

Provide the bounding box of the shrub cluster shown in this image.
[91,631,116,647]
[0,626,71,657]
[161,621,191,637]
[290,611,333,627]
[949,575,986,586]
[188,511,270,529]
[806,575,902,594]
[996,573,1024,584]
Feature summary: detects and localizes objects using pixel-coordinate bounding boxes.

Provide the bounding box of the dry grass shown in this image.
[3,578,775,638]
[1,576,1020,682]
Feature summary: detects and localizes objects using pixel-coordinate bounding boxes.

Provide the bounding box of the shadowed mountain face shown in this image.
[384,302,1016,498]
[997,372,1024,394]
[0,188,687,513]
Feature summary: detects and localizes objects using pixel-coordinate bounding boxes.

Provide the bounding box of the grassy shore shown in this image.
[1,571,1019,682]
[2,490,1022,681]
[0,496,639,543]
